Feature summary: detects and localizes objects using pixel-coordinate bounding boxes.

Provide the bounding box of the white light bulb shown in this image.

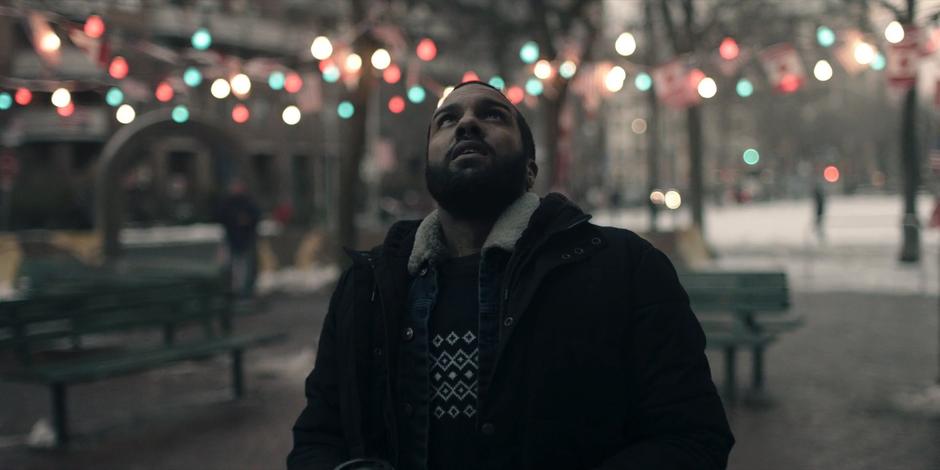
[230,73,251,96]
[116,104,136,124]
[282,105,301,125]
[211,78,231,99]
[310,36,333,60]
[813,60,833,81]
[51,88,71,108]
[371,49,391,70]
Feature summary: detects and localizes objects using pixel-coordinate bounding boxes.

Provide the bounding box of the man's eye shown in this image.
[483,110,504,120]
[437,116,455,127]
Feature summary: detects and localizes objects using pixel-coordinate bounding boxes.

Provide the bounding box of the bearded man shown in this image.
[288,81,734,470]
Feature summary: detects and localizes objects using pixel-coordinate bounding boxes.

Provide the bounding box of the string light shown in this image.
[310,36,333,60]
[506,86,525,104]
[664,191,682,210]
[155,81,174,102]
[854,42,876,65]
[488,76,506,90]
[171,105,189,123]
[605,66,626,92]
[615,33,637,57]
[191,27,212,50]
[345,53,362,73]
[282,105,301,125]
[534,60,553,80]
[719,37,739,60]
[14,88,32,106]
[736,78,754,97]
[322,64,341,83]
[635,72,652,91]
[268,71,285,90]
[183,67,202,87]
[371,49,391,70]
[57,102,74,117]
[232,103,250,123]
[559,60,577,79]
[824,165,840,183]
[697,77,717,98]
[383,64,401,84]
[816,26,836,47]
[109,56,128,79]
[116,104,136,124]
[39,31,61,53]
[525,77,544,96]
[743,148,760,165]
[885,21,905,44]
[461,71,480,83]
[388,96,405,114]
[284,72,303,92]
[337,100,355,119]
[813,60,833,81]
[0,92,11,110]
[210,78,231,99]
[407,85,426,103]
[416,38,437,61]
[84,15,105,38]
[230,73,251,96]
[519,41,539,63]
[105,87,124,107]
[51,88,71,108]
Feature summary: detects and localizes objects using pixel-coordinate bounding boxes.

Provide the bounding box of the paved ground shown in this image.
[2,287,938,470]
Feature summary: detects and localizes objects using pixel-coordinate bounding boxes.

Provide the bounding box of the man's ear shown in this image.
[526,160,538,190]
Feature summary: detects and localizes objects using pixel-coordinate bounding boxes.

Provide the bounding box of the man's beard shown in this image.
[425,149,528,220]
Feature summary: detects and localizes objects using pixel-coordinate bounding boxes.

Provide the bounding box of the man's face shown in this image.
[425,84,536,219]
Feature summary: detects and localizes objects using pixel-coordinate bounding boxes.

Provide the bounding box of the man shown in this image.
[217,179,261,298]
[288,81,733,470]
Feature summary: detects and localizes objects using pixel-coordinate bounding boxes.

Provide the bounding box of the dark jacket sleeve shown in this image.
[287,269,354,470]
[597,245,734,470]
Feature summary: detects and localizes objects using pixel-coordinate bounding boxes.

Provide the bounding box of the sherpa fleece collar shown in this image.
[407,192,541,275]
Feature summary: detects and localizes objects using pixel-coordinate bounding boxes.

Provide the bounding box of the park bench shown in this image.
[678,270,802,402]
[0,274,285,446]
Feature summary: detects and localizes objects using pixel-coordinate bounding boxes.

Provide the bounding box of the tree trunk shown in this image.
[687,105,705,231]
[899,85,921,262]
[538,85,568,193]
[337,72,376,258]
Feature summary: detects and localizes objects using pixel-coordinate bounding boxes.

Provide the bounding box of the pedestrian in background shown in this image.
[218,179,260,298]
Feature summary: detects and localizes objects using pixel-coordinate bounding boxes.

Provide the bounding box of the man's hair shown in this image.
[427,80,536,161]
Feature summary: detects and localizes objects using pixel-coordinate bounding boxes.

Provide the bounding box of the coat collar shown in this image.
[406,192,541,275]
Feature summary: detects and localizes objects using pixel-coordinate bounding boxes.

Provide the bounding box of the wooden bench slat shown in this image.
[3,333,285,384]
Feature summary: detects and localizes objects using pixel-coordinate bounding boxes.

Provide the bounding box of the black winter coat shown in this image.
[288,194,734,470]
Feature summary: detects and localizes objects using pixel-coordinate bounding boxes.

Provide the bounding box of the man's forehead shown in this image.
[439,83,513,109]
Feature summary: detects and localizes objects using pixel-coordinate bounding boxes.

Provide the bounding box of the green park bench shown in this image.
[0,276,285,446]
[678,270,802,402]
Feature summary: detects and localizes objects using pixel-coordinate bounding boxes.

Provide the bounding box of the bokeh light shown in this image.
[183,67,203,87]
[116,104,135,124]
[337,100,355,119]
[525,77,544,96]
[231,104,250,123]
[282,105,301,125]
[14,88,32,106]
[736,78,754,97]
[416,38,437,61]
[743,148,760,165]
[383,64,401,84]
[462,71,480,83]
[388,96,405,114]
[488,76,506,91]
[408,85,427,103]
[559,60,577,79]
[506,86,525,104]
[615,32,637,56]
[371,49,391,70]
[631,118,647,134]
[268,71,285,90]
[191,27,212,50]
[719,37,739,60]
[230,73,251,96]
[824,165,840,182]
[109,56,129,79]
[814,60,833,81]
[310,36,333,60]
[171,105,189,123]
[155,81,174,102]
[210,78,231,99]
[285,72,303,93]
[51,88,71,108]
[885,21,904,44]
[635,72,652,91]
[534,60,553,80]
[664,190,682,209]
[816,26,836,47]
[105,87,123,107]
[56,102,74,117]
[519,41,539,64]
[0,92,12,110]
[697,77,717,98]
[84,15,105,38]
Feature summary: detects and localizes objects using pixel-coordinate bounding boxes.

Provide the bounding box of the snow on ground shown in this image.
[595,193,940,296]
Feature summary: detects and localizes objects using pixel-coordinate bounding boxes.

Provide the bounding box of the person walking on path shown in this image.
[288,81,733,470]
[814,182,826,241]
[218,179,261,298]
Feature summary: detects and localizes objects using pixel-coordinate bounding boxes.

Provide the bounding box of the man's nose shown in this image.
[455,113,482,139]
